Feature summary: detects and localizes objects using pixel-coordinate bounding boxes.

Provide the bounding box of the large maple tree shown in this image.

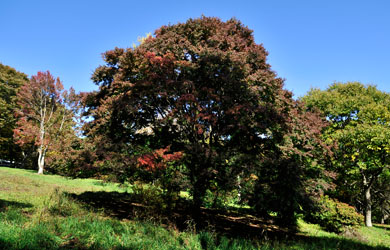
[85,17,328,225]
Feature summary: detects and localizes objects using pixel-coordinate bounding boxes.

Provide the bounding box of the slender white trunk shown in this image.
[363,174,373,227]
[37,147,45,174]
[364,187,372,227]
[38,114,46,175]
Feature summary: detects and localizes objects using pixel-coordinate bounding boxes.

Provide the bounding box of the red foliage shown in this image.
[137,146,183,172]
[14,71,79,173]
[84,17,332,220]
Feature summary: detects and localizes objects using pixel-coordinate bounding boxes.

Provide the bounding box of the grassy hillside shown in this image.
[0,167,389,249]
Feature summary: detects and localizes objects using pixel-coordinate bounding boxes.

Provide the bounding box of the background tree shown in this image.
[246,99,331,227]
[372,171,390,224]
[0,63,28,163]
[14,71,77,174]
[302,82,390,227]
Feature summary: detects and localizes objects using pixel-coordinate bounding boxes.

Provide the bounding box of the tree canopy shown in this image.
[84,17,329,227]
[14,71,78,174]
[302,82,390,227]
[0,63,28,162]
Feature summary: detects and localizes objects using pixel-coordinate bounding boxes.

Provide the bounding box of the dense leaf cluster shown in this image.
[84,17,330,227]
[305,195,364,233]
[14,71,80,174]
[0,64,28,163]
[303,82,390,227]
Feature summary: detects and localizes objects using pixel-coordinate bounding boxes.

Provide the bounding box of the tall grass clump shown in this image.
[45,188,84,217]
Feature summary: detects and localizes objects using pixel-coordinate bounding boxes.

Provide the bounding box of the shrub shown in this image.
[306,195,364,233]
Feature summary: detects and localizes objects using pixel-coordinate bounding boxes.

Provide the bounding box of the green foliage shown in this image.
[302,82,390,226]
[130,183,170,213]
[306,196,364,233]
[0,63,28,163]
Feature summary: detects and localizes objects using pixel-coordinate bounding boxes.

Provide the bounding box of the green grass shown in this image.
[1,166,390,249]
[358,224,390,247]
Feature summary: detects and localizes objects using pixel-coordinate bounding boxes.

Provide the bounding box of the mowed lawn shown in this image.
[1,166,390,250]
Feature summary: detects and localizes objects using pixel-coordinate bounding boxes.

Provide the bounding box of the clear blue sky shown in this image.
[1,0,389,97]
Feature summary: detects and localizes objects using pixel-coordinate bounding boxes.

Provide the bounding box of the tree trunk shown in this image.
[381,214,388,224]
[364,185,373,227]
[192,185,203,227]
[38,114,46,175]
[192,176,207,230]
[237,174,241,203]
[37,147,45,175]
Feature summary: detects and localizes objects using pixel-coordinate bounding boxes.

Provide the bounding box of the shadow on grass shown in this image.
[0,240,12,250]
[68,190,389,249]
[0,199,32,211]
[69,190,281,237]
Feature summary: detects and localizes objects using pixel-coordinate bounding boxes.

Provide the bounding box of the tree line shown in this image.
[1,16,389,230]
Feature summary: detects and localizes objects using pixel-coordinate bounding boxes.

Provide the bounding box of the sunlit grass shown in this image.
[0,167,126,191]
[1,166,390,249]
[298,219,339,238]
[358,224,390,247]
[0,167,129,206]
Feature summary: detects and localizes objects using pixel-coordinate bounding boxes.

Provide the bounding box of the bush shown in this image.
[306,195,364,233]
